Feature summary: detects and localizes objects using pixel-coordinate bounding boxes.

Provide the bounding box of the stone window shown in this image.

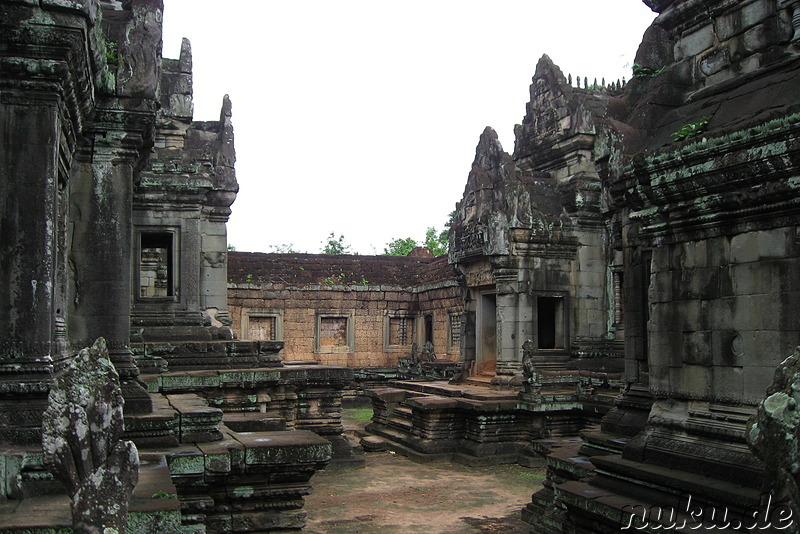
[384,312,416,352]
[449,313,462,350]
[242,309,283,341]
[389,317,414,345]
[537,296,565,350]
[320,317,348,346]
[316,311,354,353]
[139,232,174,298]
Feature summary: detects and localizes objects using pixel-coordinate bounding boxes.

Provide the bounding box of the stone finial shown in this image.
[472,126,507,171]
[221,94,233,121]
[42,338,139,534]
[747,346,800,521]
[179,37,192,74]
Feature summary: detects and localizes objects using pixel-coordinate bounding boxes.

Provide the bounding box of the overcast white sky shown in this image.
[161,1,656,255]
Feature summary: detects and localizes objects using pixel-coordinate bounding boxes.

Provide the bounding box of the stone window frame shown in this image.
[135,227,180,302]
[534,293,569,352]
[241,308,284,342]
[383,310,417,353]
[447,310,462,354]
[315,309,355,354]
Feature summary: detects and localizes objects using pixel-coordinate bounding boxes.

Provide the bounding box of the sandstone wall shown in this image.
[226,252,463,368]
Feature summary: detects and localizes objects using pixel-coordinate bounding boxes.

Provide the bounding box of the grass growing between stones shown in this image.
[344,406,374,422]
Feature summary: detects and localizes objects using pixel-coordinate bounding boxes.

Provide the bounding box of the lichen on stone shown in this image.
[41,338,139,534]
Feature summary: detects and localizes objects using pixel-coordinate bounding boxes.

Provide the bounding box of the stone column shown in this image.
[0,97,63,445]
[0,0,95,444]
[201,96,238,338]
[70,103,153,414]
[495,268,522,375]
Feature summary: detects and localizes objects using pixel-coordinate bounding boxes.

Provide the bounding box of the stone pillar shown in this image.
[200,96,238,338]
[515,292,535,355]
[200,213,234,337]
[0,98,63,445]
[70,110,152,414]
[495,268,522,375]
[0,0,95,444]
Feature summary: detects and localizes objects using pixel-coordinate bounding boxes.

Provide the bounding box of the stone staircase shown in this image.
[365,381,547,466]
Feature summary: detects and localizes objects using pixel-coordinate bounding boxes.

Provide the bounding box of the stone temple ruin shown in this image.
[1,1,349,532]
[2,0,800,532]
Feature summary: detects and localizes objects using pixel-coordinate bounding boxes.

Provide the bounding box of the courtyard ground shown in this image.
[303,407,544,534]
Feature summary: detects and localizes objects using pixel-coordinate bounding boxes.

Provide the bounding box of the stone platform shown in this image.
[365,379,620,466]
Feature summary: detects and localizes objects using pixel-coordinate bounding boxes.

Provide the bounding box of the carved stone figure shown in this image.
[521,339,540,396]
[41,338,139,534]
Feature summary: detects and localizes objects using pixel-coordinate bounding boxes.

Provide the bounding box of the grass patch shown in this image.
[344,407,374,422]
[492,464,546,483]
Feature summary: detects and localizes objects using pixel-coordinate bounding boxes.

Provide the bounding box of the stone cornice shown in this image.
[609,112,800,241]
[0,7,102,137]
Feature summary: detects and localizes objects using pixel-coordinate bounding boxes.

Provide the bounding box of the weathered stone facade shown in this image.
[0,2,345,532]
[522,0,800,531]
[132,37,237,345]
[450,70,623,379]
[227,252,463,368]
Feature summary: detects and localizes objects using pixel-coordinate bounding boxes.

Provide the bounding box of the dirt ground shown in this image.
[304,408,544,534]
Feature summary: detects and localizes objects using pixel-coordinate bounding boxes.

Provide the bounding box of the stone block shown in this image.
[711,365,744,401]
[739,53,762,74]
[669,365,711,398]
[757,228,788,259]
[743,365,781,402]
[706,67,737,87]
[682,330,712,365]
[237,430,331,465]
[648,364,670,392]
[730,232,760,263]
[675,24,715,60]
[741,0,774,30]
[166,447,204,476]
[201,234,227,252]
[700,47,731,76]
[743,23,770,53]
[711,330,744,367]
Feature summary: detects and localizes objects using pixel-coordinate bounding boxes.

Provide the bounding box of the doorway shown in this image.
[476,292,497,376]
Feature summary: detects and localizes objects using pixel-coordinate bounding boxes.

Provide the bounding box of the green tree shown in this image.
[382,212,456,257]
[423,227,447,256]
[383,237,418,256]
[424,212,456,256]
[321,232,352,255]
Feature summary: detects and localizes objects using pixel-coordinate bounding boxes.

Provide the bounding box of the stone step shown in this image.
[389,380,518,401]
[545,438,597,480]
[591,455,763,509]
[124,393,178,449]
[223,411,289,432]
[129,452,183,531]
[555,478,771,534]
[165,393,223,443]
[163,427,333,531]
[578,429,628,456]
